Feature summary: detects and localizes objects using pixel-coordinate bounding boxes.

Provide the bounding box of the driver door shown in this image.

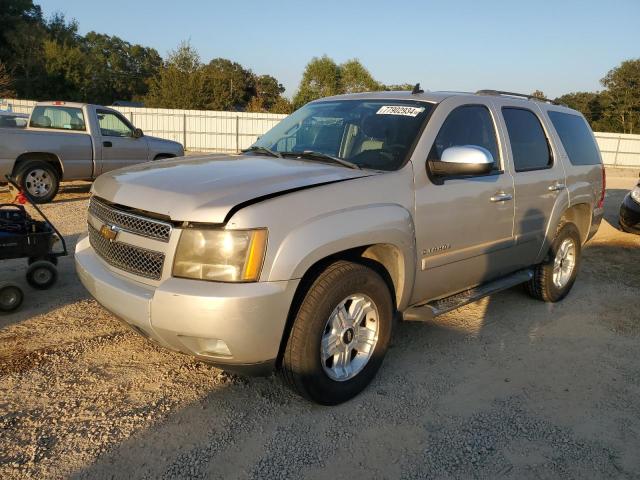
[411,99,516,303]
[96,109,149,175]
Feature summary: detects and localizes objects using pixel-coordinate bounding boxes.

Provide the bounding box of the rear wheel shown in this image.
[526,223,581,302]
[15,160,60,204]
[0,282,24,313]
[282,261,393,405]
[26,260,58,290]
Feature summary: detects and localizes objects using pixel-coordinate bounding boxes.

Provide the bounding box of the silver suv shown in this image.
[75,89,605,405]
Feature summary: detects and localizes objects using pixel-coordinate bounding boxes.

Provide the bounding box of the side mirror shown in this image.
[429,145,494,177]
[133,128,144,138]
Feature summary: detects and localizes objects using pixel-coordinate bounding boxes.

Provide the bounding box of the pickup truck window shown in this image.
[429,105,500,172]
[502,107,552,172]
[251,100,434,171]
[0,114,27,128]
[97,110,134,137]
[29,106,86,131]
[547,111,601,166]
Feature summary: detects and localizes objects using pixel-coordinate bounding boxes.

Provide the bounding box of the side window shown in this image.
[502,108,552,172]
[29,106,86,131]
[97,110,134,137]
[547,111,601,166]
[429,105,500,172]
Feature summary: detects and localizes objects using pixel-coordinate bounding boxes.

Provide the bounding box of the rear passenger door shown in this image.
[499,104,566,267]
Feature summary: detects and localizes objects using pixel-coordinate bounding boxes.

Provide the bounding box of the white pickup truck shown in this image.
[0,101,184,203]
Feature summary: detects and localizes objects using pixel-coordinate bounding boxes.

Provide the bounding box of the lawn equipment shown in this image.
[0,175,67,312]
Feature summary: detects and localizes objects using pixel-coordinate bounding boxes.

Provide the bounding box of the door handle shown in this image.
[103,141,112,147]
[490,192,513,203]
[548,182,565,192]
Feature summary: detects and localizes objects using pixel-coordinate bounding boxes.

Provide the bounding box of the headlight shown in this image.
[173,228,267,282]
[631,186,640,204]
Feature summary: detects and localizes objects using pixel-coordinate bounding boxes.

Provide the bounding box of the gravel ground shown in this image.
[0,175,639,480]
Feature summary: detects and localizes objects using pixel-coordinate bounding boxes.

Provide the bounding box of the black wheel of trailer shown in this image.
[28,255,59,266]
[0,282,24,313]
[26,260,58,290]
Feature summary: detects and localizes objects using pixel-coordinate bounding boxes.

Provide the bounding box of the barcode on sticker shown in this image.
[376,106,425,117]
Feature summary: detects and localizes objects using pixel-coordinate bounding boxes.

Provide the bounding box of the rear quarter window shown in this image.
[502,107,552,172]
[548,111,601,166]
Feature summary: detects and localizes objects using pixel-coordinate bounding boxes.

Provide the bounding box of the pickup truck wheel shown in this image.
[282,261,393,405]
[526,223,581,302]
[16,160,60,204]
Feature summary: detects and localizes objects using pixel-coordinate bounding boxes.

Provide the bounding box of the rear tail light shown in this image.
[597,166,606,209]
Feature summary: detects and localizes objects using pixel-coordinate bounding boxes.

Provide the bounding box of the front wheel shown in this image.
[526,223,582,302]
[282,261,393,405]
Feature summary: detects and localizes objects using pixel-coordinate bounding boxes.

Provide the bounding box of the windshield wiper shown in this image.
[241,146,282,158]
[282,150,361,170]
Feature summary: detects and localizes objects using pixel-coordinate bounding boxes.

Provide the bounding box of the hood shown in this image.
[92,154,377,223]
[145,135,184,155]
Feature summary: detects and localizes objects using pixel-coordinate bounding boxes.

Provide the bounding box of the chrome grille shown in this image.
[89,197,172,242]
[88,224,165,280]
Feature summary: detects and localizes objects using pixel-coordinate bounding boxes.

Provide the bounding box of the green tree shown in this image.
[531,90,546,99]
[601,59,640,134]
[293,55,341,108]
[0,61,15,97]
[269,96,293,114]
[0,0,43,62]
[144,42,209,109]
[384,83,414,91]
[554,91,612,131]
[340,59,381,93]
[254,74,285,110]
[79,32,161,104]
[202,58,254,110]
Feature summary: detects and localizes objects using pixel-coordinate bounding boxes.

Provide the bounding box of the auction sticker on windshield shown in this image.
[376,105,425,117]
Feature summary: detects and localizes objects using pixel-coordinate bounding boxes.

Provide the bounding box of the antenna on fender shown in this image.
[411,83,424,94]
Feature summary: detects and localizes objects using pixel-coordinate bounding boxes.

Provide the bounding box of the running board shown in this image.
[403,268,534,321]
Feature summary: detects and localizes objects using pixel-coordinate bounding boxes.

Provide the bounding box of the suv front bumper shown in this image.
[75,235,299,375]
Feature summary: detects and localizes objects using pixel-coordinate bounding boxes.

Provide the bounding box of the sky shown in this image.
[39,0,640,99]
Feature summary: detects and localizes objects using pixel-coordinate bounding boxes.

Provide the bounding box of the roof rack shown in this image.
[475,89,562,106]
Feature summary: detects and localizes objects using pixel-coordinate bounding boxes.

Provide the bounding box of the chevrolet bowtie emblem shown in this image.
[99,224,119,242]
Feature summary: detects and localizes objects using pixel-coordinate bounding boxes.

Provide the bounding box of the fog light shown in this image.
[178,335,232,357]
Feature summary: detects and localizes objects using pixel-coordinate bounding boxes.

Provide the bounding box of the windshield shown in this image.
[252,99,434,171]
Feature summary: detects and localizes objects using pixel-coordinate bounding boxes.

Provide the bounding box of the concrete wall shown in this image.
[3,98,640,166]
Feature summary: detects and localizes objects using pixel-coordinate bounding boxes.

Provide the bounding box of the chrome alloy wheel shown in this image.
[552,238,576,288]
[25,169,52,198]
[320,294,379,382]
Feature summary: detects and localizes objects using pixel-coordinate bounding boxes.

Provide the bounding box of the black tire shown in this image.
[26,260,58,290]
[15,160,60,204]
[0,282,24,313]
[526,223,582,302]
[28,255,58,266]
[282,260,394,405]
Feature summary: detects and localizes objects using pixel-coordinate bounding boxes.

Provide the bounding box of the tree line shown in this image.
[0,1,638,132]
